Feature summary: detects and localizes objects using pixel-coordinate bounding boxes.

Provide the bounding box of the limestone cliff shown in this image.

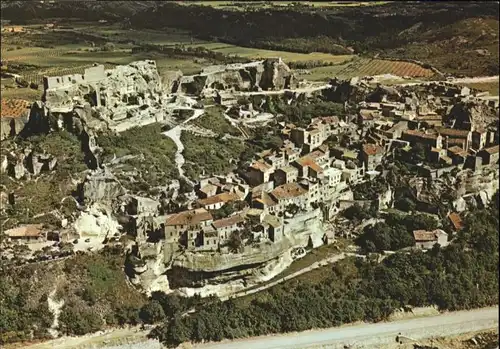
[176,58,296,96]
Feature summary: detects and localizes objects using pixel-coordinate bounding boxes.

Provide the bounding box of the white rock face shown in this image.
[43,60,173,132]
[74,204,121,237]
[47,288,64,338]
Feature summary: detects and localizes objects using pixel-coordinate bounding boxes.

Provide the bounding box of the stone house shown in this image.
[4,224,44,242]
[212,214,245,245]
[197,192,240,210]
[401,130,443,149]
[447,146,469,165]
[360,143,384,171]
[477,145,500,165]
[323,167,343,188]
[357,109,380,127]
[290,116,340,153]
[274,165,299,186]
[380,121,409,140]
[472,129,488,150]
[198,183,218,199]
[293,156,324,179]
[262,214,284,242]
[413,229,449,249]
[247,160,274,186]
[164,208,213,249]
[437,127,472,151]
[269,182,309,213]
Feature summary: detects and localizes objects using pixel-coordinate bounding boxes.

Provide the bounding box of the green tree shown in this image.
[139,300,166,324]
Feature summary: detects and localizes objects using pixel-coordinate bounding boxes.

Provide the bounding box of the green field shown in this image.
[296,56,435,81]
[200,43,354,63]
[462,81,500,96]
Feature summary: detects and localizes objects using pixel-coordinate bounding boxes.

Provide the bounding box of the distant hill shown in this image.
[0,0,159,22]
[1,0,498,76]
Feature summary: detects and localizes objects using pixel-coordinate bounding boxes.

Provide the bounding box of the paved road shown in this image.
[193,307,498,349]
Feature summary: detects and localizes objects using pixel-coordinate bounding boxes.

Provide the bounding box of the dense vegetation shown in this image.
[248,94,345,128]
[97,123,178,193]
[150,199,498,347]
[128,2,498,76]
[355,212,439,253]
[181,132,246,181]
[0,247,146,345]
[191,106,241,136]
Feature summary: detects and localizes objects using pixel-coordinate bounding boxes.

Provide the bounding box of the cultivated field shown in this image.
[296,57,435,81]
[462,81,500,96]
[202,43,354,63]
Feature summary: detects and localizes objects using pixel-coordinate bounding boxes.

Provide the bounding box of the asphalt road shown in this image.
[194,307,499,349]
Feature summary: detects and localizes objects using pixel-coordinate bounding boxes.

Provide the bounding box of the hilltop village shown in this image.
[1,58,499,297]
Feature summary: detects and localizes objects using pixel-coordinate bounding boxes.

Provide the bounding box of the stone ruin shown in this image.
[37,58,296,134]
[42,60,171,132]
[170,58,296,97]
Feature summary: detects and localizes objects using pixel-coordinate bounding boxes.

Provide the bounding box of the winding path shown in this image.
[162,108,204,183]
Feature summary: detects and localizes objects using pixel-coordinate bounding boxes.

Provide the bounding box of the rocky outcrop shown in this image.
[73,203,122,237]
[81,168,126,204]
[177,58,296,96]
[446,101,498,130]
[42,61,173,132]
[160,70,183,94]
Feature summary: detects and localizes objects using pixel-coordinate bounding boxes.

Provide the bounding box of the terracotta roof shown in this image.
[403,129,439,140]
[437,127,470,138]
[483,145,499,155]
[296,156,323,173]
[198,192,239,206]
[1,99,31,119]
[5,224,43,238]
[271,182,308,200]
[413,229,447,242]
[448,212,464,231]
[250,160,272,172]
[165,208,213,226]
[362,143,384,156]
[212,215,245,229]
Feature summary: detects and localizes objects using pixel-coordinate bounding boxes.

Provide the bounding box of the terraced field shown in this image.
[339,58,434,77]
[296,57,435,81]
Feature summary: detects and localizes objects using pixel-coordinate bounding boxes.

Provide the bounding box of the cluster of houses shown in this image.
[357,81,499,171]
